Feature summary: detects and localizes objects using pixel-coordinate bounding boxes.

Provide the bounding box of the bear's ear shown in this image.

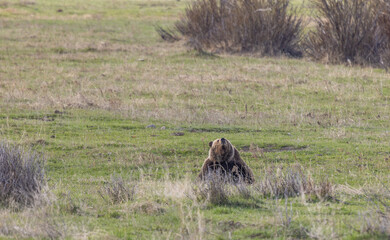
[209,141,213,147]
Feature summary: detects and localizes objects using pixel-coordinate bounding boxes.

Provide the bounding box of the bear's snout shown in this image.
[221,138,226,144]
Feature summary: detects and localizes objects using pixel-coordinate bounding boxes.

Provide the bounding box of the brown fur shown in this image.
[198,138,255,184]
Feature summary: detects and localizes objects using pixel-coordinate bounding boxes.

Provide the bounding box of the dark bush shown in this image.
[379,1,390,37]
[379,0,390,66]
[0,142,46,208]
[168,0,303,56]
[305,0,389,66]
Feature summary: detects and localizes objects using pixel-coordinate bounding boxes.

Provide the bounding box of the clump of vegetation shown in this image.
[192,169,255,205]
[305,0,389,67]
[0,142,46,208]
[360,209,390,236]
[379,0,390,40]
[254,165,334,200]
[160,0,303,56]
[358,186,390,236]
[192,165,334,205]
[0,207,65,239]
[99,174,137,204]
[379,0,390,66]
[193,172,230,205]
[177,203,207,239]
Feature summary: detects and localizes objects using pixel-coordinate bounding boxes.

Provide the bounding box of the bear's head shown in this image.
[208,138,235,163]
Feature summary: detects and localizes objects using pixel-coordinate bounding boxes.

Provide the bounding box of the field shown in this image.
[1,0,390,239]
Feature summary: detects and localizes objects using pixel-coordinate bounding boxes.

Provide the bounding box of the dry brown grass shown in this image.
[359,210,390,236]
[193,173,230,205]
[176,203,207,239]
[354,187,390,236]
[0,209,64,239]
[130,201,166,215]
[254,165,334,200]
[98,174,137,204]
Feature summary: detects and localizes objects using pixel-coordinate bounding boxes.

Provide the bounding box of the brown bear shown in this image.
[198,138,255,184]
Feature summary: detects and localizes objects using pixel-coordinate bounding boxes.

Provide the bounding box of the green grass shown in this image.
[0,0,390,239]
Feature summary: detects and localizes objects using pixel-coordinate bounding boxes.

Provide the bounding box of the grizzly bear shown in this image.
[198,138,255,184]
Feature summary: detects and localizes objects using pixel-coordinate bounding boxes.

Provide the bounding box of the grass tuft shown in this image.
[0,142,46,208]
[193,172,230,205]
[358,185,390,236]
[98,174,137,204]
[192,170,254,205]
[177,203,207,239]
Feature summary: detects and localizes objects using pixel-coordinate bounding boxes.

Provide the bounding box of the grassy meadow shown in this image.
[0,0,390,239]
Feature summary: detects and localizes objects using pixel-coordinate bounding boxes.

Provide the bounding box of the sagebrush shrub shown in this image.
[379,0,390,66]
[379,0,390,40]
[168,0,303,56]
[0,142,46,208]
[305,0,389,66]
